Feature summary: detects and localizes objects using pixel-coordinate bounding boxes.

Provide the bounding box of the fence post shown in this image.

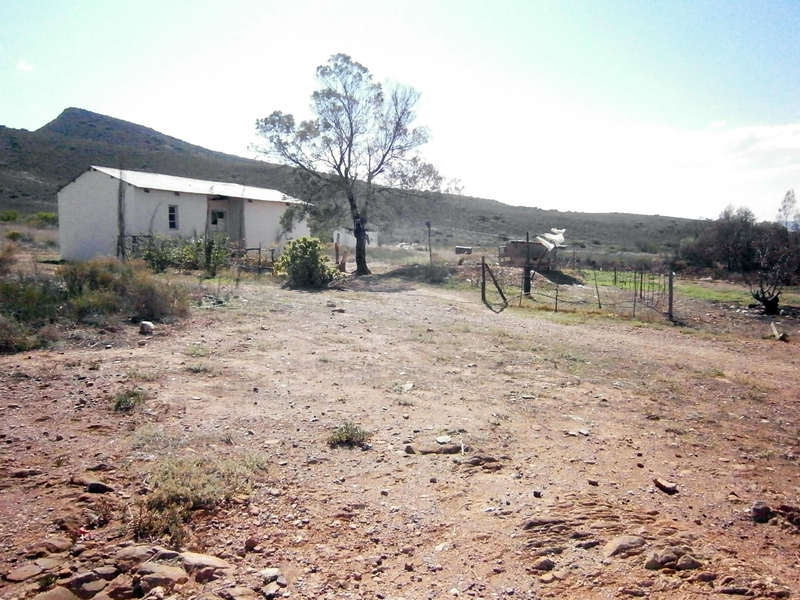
[614,268,617,287]
[632,271,637,318]
[257,244,262,275]
[594,270,602,309]
[555,284,559,313]
[668,270,674,322]
[481,256,486,304]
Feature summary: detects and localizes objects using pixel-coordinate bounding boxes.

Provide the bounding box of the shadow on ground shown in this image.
[535,270,584,286]
[343,264,457,293]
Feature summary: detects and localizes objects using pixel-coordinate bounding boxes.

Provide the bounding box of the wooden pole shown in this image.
[632,271,637,318]
[555,284,559,313]
[426,220,432,267]
[481,256,486,304]
[594,270,602,309]
[668,270,674,322]
[258,244,262,275]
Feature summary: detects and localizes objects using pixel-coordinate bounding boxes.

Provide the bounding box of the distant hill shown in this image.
[0,108,707,249]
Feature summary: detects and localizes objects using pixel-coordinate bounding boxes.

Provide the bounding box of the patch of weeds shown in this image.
[396,398,414,407]
[664,427,687,436]
[186,363,211,374]
[131,424,187,451]
[697,367,725,378]
[131,502,189,549]
[37,574,57,591]
[133,451,268,547]
[114,388,147,412]
[327,422,372,449]
[126,368,161,382]
[146,453,268,512]
[185,343,210,357]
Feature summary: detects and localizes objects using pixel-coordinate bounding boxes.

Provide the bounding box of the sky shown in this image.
[2,0,799,222]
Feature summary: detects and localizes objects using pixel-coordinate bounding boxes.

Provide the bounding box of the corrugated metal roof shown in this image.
[90,166,304,204]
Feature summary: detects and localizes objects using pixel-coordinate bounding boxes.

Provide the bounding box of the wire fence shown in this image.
[479,258,674,321]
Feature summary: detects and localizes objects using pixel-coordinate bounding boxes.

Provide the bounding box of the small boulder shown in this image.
[180,551,231,572]
[5,563,44,582]
[653,478,678,495]
[752,501,774,523]
[136,563,188,594]
[114,547,157,573]
[86,481,114,494]
[603,536,646,558]
[530,557,555,571]
[139,322,154,335]
[33,588,82,600]
[675,554,703,570]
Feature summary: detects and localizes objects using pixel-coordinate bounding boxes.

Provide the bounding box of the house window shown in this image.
[168,205,178,230]
[210,210,225,225]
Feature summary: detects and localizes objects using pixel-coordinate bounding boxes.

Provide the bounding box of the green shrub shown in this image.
[274,237,338,289]
[25,212,58,227]
[137,234,231,277]
[71,289,121,322]
[0,243,16,276]
[114,388,147,412]
[4,230,29,242]
[0,274,62,325]
[327,422,372,448]
[140,237,179,274]
[126,270,190,322]
[58,259,191,323]
[0,315,39,353]
[0,210,18,222]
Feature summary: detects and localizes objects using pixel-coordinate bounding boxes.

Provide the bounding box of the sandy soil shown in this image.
[1,270,799,600]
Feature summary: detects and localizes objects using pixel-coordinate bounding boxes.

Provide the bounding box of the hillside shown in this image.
[0,108,707,249]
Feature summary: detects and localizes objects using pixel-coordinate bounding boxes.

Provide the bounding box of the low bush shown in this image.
[0,210,18,222]
[274,237,339,289]
[135,234,232,276]
[25,212,58,227]
[0,259,192,353]
[133,452,268,546]
[0,273,62,325]
[0,315,40,353]
[114,388,147,412]
[327,422,372,448]
[4,230,30,242]
[0,243,16,276]
[58,259,191,323]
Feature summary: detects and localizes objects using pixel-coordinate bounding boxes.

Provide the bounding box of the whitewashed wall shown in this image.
[243,200,310,249]
[126,187,208,238]
[58,170,121,260]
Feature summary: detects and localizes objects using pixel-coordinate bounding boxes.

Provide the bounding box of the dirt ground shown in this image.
[1,266,800,600]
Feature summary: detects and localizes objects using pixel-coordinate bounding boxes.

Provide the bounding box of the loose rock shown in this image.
[603,536,646,557]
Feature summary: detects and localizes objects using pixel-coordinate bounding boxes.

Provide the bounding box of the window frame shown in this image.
[168,205,179,230]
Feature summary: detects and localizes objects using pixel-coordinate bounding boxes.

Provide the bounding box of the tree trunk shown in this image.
[347,191,371,276]
[761,295,780,315]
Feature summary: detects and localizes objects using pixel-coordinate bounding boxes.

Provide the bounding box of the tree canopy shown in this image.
[254,54,441,275]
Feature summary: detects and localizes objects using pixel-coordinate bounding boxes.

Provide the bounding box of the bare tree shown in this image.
[745,223,798,315]
[777,189,797,230]
[254,54,440,275]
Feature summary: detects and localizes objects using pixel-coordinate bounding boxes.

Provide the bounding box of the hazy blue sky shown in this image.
[2,0,799,221]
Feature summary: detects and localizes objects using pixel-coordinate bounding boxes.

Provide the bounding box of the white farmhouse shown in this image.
[58,166,310,261]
